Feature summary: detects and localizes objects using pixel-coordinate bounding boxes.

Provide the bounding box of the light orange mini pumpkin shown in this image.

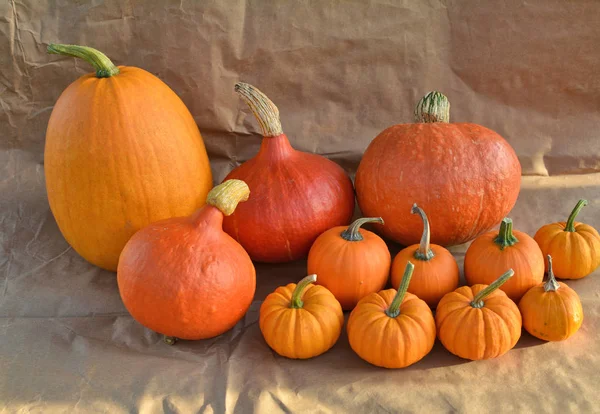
[391,204,459,307]
[519,255,584,341]
[347,262,436,368]
[45,44,212,271]
[436,269,522,360]
[259,275,344,359]
[464,218,544,301]
[534,199,600,279]
[307,217,391,310]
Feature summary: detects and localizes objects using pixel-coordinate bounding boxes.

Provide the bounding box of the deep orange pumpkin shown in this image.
[464,218,544,301]
[355,91,521,247]
[436,269,522,360]
[519,255,584,341]
[259,275,344,359]
[391,204,459,307]
[222,83,355,263]
[117,180,255,342]
[45,44,212,271]
[534,199,600,279]
[307,217,391,310]
[347,262,436,368]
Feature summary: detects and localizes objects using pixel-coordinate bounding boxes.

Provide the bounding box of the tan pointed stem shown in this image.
[235,82,283,137]
[544,255,560,292]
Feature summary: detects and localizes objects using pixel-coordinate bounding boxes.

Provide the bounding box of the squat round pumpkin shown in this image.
[519,255,584,341]
[436,269,522,360]
[391,204,459,307]
[534,199,600,279]
[45,44,212,271]
[117,180,255,341]
[464,218,544,301]
[347,262,436,368]
[259,274,344,359]
[307,217,391,310]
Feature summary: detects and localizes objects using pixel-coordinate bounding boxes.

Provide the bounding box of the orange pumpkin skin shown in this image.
[307,218,391,310]
[259,276,344,359]
[355,93,521,247]
[533,200,600,279]
[45,45,212,271]
[223,84,355,263]
[117,181,255,340]
[464,219,544,302]
[436,274,522,360]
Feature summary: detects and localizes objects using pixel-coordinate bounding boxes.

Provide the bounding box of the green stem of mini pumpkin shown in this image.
[290,274,317,309]
[544,255,560,292]
[411,204,434,260]
[470,269,514,308]
[163,335,178,346]
[565,199,588,232]
[340,217,384,241]
[493,218,519,250]
[385,261,415,318]
[47,44,120,78]
[414,91,450,123]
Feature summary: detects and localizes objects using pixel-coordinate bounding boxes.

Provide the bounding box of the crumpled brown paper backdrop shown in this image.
[1,1,599,412]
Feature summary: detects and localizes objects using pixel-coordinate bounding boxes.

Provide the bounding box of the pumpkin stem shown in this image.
[206,179,250,216]
[565,199,588,232]
[544,255,560,292]
[385,261,415,318]
[414,91,450,123]
[290,274,317,309]
[411,204,434,260]
[47,44,120,78]
[340,217,384,241]
[493,218,519,250]
[470,269,514,308]
[235,83,283,137]
[163,336,178,346]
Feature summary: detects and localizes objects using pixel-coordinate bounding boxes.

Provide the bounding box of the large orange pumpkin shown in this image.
[355,91,521,247]
[45,44,212,271]
[117,180,255,342]
[534,199,600,279]
[391,204,459,307]
[222,83,355,263]
[307,217,391,310]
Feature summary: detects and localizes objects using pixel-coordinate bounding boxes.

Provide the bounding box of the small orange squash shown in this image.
[259,275,344,359]
[117,180,255,342]
[307,217,391,310]
[464,218,544,301]
[436,269,522,360]
[533,199,600,279]
[391,204,459,307]
[45,44,212,271]
[347,262,436,368]
[519,255,584,341]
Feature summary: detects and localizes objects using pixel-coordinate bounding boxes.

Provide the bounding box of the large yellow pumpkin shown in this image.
[45,44,212,271]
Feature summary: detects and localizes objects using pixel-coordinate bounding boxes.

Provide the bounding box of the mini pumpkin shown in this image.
[519,255,584,341]
[436,269,522,360]
[391,204,459,307]
[347,262,436,368]
[259,275,344,359]
[307,217,391,310]
[464,218,544,301]
[534,199,600,279]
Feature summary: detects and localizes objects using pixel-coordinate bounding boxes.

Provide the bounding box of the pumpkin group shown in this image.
[355,91,521,247]
[45,44,212,271]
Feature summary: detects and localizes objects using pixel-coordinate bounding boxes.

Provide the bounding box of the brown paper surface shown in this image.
[2,1,600,412]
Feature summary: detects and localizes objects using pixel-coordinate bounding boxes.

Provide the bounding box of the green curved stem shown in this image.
[290,274,317,309]
[340,217,384,241]
[470,269,514,308]
[565,199,588,232]
[47,43,120,78]
[411,204,434,260]
[414,91,450,123]
[544,255,560,292]
[385,261,415,318]
[493,218,519,250]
